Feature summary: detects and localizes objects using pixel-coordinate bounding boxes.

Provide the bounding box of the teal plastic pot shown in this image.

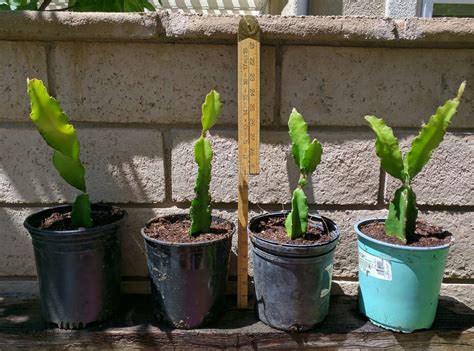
[355,218,452,333]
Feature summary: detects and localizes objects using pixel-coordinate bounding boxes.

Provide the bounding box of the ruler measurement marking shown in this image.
[249,37,260,175]
[237,16,260,310]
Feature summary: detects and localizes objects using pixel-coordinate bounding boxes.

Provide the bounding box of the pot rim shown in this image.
[248,211,340,248]
[141,213,235,247]
[354,217,454,251]
[23,204,126,237]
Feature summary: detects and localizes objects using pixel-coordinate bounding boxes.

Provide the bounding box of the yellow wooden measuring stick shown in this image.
[237,15,261,309]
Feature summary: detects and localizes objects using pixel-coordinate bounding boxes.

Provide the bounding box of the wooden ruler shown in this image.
[237,15,261,309]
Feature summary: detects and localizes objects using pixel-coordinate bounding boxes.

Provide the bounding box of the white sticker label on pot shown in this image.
[359,251,392,281]
[320,264,333,298]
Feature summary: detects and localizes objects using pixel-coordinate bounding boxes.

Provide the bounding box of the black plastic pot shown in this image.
[142,214,234,329]
[24,204,126,329]
[249,211,340,332]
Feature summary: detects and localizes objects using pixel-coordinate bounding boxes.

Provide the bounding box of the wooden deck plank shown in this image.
[1,295,473,349]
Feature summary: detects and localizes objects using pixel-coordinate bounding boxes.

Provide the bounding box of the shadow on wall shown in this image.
[0,124,377,279]
[0,207,38,277]
[0,126,165,205]
[284,131,378,206]
[310,0,343,16]
[172,129,379,206]
[0,122,166,278]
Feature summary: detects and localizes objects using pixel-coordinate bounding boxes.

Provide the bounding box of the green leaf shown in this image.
[52,150,86,192]
[201,90,222,132]
[70,0,155,12]
[365,115,405,182]
[0,0,37,10]
[385,186,417,243]
[190,136,213,235]
[123,0,154,11]
[405,82,465,179]
[71,193,92,228]
[286,109,321,240]
[70,0,117,11]
[288,108,311,171]
[28,79,87,193]
[302,139,322,175]
[285,188,309,239]
[28,79,80,160]
[28,78,90,227]
[18,0,37,9]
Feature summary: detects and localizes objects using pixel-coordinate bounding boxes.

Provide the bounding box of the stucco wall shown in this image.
[0,12,473,306]
[310,0,385,16]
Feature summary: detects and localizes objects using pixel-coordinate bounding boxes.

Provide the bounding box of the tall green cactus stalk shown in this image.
[189,90,222,236]
[27,78,92,228]
[285,109,323,239]
[366,81,465,243]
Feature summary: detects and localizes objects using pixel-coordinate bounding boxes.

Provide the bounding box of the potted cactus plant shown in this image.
[23,79,126,329]
[141,90,235,329]
[355,82,466,333]
[248,109,340,332]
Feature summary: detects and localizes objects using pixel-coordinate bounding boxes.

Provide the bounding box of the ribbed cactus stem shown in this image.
[285,109,322,239]
[189,90,222,236]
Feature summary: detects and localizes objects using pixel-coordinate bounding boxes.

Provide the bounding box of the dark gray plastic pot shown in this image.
[23,204,126,329]
[249,211,340,332]
[142,214,234,329]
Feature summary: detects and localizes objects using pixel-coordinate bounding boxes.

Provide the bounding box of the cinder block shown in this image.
[384,133,473,206]
[440,284,474,309]
[53,43,275,125]
[0,207,37,276]
[0,41,48,121]
[120,207,185,277]
[331,280,474,309]
[322,209,387,279]
[422,211,474,280]
[281,46,474,127]
[0,127,165,203]
[171,129,380,205]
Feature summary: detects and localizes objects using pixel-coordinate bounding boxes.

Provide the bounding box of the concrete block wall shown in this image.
[0,12,473,306]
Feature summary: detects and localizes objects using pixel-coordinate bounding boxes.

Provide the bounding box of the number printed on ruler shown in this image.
[248,39,260,174]
[240,42,250,170]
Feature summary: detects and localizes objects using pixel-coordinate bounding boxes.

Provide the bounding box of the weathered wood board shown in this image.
[0,295,473,349]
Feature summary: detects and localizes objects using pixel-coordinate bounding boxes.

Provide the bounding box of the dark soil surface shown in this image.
[251,216,333,245]
[39,207,124,231]
[361,220,452,247]
[144,216,232,244]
